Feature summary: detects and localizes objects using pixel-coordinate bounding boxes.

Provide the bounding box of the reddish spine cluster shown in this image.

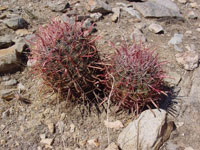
[29,19,106,103]
[105,40,167,115]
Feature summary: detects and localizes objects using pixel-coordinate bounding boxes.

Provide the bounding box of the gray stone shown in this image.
[134,0,182,18]
[87,0,112,14]
[3,79,18,86]
[176,50,199,71]
[131,28,147,43]
[90,13,103,21]
[187,11,198,19]
[122,7,141,19]
[3,17,28,30]
[0,46,21,73]
[168,33,183,45]
[118,109,171,150]
[48,0,70,12]
[148,23,164,34]
[0,35,15,49]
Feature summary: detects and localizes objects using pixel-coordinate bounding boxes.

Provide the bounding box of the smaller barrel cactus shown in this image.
[28,18,106,104]
[105,40,167,115]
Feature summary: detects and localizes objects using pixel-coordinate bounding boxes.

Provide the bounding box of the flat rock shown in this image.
[148,23,164,34]
[168,33,183,45]
[134,0,182,18]
[3,17,28,30]
[176,50,199,71]
[0,45,22,73]
[86,0,112,14]
[122,7,140,19]
[0,35,15,49]
[118,109,173,150]
[48,0,70,12]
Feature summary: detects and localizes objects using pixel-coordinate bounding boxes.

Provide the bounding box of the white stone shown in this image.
[118,109,168,150]
[40,138,53,146]
[148,23,164,34]
[178,0,187,4]
[104,120,123,129]
[190,2,198,8]
[196,28,200,32]
[168,33,183,45]
[187,11,198,19]
[90,13,102,21]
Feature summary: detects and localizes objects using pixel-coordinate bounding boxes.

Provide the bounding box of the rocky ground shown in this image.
[0,0,200,150]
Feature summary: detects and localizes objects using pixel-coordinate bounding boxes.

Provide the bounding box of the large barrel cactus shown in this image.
[29,19,106,104]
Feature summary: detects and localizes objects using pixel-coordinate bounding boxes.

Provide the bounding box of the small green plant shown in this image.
[105,40,167,115]
[28,19,106,105]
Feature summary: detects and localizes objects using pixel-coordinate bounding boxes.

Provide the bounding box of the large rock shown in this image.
[118,109,173,150]
[134,0,182,18]
[0,35,15,49]
[0,45,22,73]
[86,0,112,14]
[3,17,28,30]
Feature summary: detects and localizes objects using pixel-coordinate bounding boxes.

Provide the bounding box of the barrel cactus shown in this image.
[28,18,106,104]
[105,40,167,115]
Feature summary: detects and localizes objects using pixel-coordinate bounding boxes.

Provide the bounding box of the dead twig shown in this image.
[106,73,115,145]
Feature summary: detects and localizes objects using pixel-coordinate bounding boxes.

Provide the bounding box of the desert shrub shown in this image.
[105,40,167,115]
[28,18,106,105]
